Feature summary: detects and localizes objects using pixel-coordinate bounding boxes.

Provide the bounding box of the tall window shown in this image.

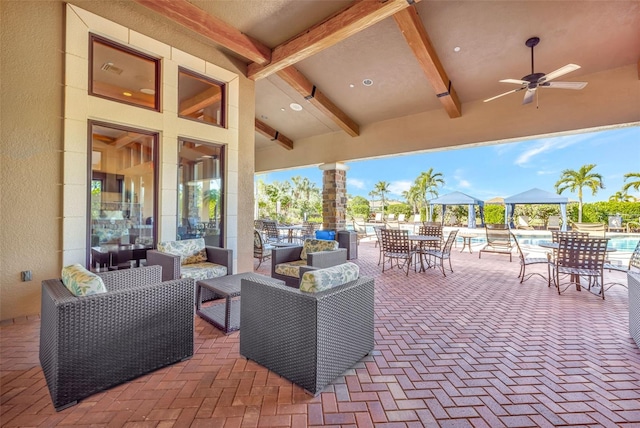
[88,122,157,269]
[178,68,226,127]
[177,139,224,247]
[90,34,160,110]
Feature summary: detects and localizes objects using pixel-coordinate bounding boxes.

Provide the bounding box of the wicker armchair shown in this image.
[239,274,374,395]
[39,266,194,411]
[147,238,232,301]
[271,239,347,287]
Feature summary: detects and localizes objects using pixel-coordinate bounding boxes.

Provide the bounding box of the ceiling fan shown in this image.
[484,37,587,105]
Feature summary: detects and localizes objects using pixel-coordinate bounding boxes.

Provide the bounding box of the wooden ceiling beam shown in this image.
[277,67,359,137]
[179,86,222,116]
[393,6,461,118]
[255,119,293,150]
[247,0,421,80]
[133,0,271,65]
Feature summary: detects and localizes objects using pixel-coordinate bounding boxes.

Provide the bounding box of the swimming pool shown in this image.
[348,225,640,252]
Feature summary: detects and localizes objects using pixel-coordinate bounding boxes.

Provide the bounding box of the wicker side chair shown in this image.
[240,274,375,395]
[39,266,194,411]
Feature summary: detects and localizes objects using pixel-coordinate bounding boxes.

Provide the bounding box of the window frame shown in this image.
[89,34,161,112]
[177,67,227,128]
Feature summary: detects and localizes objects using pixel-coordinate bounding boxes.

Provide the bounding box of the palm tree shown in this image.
[414,168,445,211]
[609,191,634,202]
[402,186,421,214]
[622,172,640,193]
[374,181,390,215]
[555,164,604,223]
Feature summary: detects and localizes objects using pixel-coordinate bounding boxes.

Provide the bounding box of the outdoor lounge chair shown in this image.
[478,224,514,261]
[40,265,194,411]
[608,215,625,232]
[516,215,535,230]
[547,215,561,231]
[572,222,606,237]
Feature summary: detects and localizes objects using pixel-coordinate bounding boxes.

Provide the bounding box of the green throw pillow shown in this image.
[61,264,107,296]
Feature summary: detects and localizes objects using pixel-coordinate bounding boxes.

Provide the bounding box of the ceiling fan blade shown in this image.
[522,88,536,105]
[541,81,588,90]
[499,79,529,86]
[483,87,526,103]
[539,64,581,83]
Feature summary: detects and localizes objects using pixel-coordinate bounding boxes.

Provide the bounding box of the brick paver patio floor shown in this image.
[2,240,639,427]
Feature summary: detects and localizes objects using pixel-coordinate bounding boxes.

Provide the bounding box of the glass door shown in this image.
[177,139,224,247]
[88,122,157,270]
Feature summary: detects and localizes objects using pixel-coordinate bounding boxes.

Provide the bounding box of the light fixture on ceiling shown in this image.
[122,92,132,97]
[454,46,461,52]
[260,114,268,120]
[290,103,303,111]
[280,108,285,111]
[349,84,355,88]
[362,79,373,86]
[140,88,156,95]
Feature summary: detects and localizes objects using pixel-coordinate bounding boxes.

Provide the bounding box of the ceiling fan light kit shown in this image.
[484,36,587,106]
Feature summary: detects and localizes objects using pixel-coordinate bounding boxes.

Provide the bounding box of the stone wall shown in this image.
[322,168,347,231]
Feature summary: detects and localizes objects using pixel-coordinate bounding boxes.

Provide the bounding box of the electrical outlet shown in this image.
[21,271,32,282]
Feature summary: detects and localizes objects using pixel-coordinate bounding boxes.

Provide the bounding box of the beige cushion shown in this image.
[157,238,207,265]
[61,264,107,296]
[299,262,360,293]
[300,238,339,261]
[274,260,308,278]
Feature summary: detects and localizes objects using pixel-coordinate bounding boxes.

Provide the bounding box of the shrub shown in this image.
[484,205,505,224]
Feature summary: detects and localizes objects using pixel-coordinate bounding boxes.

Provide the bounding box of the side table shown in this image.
[196,272,283,334]
[459,233,475,253]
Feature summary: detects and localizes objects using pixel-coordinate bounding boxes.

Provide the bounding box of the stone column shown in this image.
[319,163,349,231]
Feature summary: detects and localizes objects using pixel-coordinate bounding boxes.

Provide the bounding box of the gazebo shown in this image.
[503,188,569,231]
[429,191,485,228]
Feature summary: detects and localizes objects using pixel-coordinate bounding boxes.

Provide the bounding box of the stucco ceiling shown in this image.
[135,0,640,155]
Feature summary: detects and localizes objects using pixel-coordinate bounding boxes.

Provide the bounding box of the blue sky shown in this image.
[257,126,640,203]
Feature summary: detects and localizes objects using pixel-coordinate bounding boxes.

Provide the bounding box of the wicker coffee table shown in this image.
[196,272,277,334]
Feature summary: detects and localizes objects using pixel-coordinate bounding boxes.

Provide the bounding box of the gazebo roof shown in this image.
[504,188,568,204]
[430,191,484,206]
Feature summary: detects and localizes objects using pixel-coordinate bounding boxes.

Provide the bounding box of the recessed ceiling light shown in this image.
[454,46,461,52]
[349,84,355,88]
[122,92,132,97]
[280,108,285,111]
[363,79,373,86]
[290,103,303,111]
[140,88,156,95]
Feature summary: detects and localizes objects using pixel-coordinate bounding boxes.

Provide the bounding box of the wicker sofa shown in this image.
[240,265,375,395]
[271,238,347,287]
[39,266,195,411]
[147,237,232,301]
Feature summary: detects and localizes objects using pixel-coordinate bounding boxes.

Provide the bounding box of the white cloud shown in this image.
[453,169,471,189]
[347,178,366,189]
[515,134,592,166]
[388,180,412,196]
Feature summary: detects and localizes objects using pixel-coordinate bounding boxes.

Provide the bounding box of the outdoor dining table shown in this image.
[538,241,616,291]
[276,225,304,243]
[409,235,441,272]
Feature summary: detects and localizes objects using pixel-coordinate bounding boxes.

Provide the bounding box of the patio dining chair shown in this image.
[380,228,416,275]
[418,224,443,250]
[602,240,640,291]
[373,226,385,265]
[262,220,283,243]
[424,230,458,277]
[511,232,549,284]
[254,229,274,268]
[549,236,609,298]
